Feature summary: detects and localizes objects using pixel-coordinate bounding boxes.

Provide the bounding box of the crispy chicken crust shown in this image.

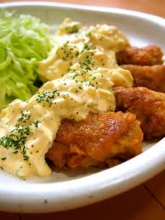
[46,112,143,169]
[47,44,165,171]
[121,65,165,93]
[114,86,165,140]
[116,45,163,66]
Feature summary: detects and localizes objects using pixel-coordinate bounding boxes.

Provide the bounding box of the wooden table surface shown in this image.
[0,0,165,219]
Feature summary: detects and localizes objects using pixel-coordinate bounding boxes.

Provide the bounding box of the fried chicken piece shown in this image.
[114,86,165,140]
[46,112,143,169]
[116,45,164,65]
[121,65,165,93]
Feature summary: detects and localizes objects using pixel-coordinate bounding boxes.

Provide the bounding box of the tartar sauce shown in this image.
[0,18,133,178]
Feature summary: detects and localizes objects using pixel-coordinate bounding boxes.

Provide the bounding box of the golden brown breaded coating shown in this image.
[114,87,165,140]
[121,65,165,93]
[116,45,163,65]
[46,112,143,169]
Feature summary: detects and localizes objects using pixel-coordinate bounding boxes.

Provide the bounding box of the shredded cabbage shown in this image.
[0,11,52,109]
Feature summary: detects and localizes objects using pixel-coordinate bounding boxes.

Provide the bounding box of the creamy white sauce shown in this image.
[0,18,133,178]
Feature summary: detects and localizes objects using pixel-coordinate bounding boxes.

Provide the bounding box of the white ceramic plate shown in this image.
[0,2,165,213]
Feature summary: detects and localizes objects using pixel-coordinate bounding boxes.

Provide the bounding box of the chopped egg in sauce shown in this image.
[0,18,133,178]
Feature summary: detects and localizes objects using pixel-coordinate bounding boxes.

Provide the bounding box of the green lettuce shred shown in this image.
[0,11,52,110]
